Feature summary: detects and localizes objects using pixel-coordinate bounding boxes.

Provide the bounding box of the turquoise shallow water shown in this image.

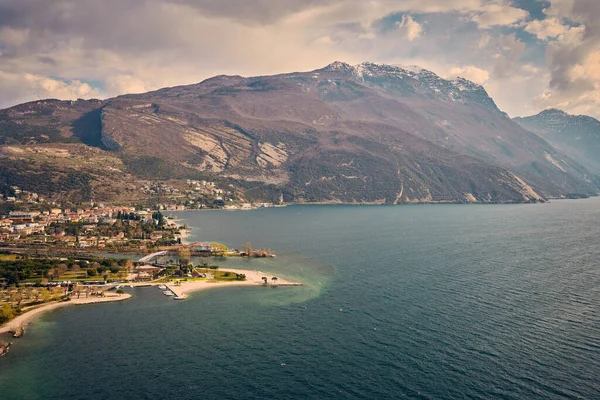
[1,199,600,399]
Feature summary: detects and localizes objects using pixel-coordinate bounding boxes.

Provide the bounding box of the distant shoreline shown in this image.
[166,196,599,211]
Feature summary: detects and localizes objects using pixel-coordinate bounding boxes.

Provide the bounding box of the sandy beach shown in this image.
[0,292,131,335]
[1,269,301,336]
[164,268,303,298]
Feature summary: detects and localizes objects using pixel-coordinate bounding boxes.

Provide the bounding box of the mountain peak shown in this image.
[321,61,354,73]
[397,64,425,74]
[316,61,500,111]
[352,62,428,78]
[539,108,568,117]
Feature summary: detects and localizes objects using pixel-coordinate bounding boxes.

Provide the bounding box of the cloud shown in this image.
[0,70,101,108]
[0,0,597,118]
[447,65,490,84]
[524,18,569,40]
[492,34,527,79]
[533,0,600,116]
[469,2,529,29]
[397,15,423,41]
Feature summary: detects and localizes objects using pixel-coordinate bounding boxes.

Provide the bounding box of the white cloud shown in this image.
[397,15,423,41]
[104,75,148,97]
[447,65,490,84]
[0,70,101,108]
[524,18,569,40]
[469,2,529,29]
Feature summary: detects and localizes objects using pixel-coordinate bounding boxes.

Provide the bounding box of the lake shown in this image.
[1,199,600,399]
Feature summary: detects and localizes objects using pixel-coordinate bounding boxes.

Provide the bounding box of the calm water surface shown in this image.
[1,199,600,399]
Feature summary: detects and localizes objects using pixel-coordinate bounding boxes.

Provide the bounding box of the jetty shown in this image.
[0,342,10,357]
[165,284,188,300]
[11,325,24,338]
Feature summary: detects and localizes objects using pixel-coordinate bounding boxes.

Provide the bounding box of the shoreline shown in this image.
[165,196,599,210]
[0,293,131,336]
[0,268,303,337]
[163,268,303,298]
[165,216,192,244]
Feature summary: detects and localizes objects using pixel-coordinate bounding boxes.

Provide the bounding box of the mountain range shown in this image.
[514,109,600,175]
[1,61,599,205]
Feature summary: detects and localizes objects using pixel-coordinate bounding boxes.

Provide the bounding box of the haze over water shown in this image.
[2,200,600,399]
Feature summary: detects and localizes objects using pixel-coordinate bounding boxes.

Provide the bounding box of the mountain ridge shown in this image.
[514,109,600,174]
[1,62,598,205]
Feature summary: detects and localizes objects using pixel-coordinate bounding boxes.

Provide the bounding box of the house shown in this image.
[191,242,212,252]
[8,211,38,224]
[135,272,152,281]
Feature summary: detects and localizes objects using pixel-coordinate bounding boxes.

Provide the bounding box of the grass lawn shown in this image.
[213,270,245,281]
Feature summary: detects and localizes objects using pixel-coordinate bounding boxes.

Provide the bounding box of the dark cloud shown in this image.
[168,0,330,24]
[542,0,600,114]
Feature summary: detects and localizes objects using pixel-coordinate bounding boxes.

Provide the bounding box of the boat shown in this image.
[158,284,167,290]
[129,285,134,288]
[174,295,187,300]
[163,291,174,296]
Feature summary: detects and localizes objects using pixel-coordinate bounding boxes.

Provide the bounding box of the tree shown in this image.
[41,288,53,302]
[57,263,68,278]
[272,276,278,285]
[0,303,15,324]
[242,242,253,256]
[262,276,268,284]
[178,247,191,267]
[124,259,134,273]
[211,243,228,257]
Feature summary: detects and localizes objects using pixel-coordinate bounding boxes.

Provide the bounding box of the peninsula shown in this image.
[0,219,302,344]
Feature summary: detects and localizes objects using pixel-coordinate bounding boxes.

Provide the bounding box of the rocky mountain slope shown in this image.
[514,109,600,174]
[1,62,599,204]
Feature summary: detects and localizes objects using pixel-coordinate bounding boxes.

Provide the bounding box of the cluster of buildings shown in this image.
[139,180,244,209]
[223,202,276,210]
[0,206,177,248]
[140,182,180,195]
[1,186,44,203]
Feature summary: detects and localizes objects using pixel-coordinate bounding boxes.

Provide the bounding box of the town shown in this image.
[0,206,186,251]
[0,179,281,251]
[1,179,281,214]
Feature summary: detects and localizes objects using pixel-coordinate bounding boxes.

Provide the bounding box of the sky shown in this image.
[0,0,599,118]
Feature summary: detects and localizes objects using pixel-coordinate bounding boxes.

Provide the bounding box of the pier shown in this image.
[165,284,187,299]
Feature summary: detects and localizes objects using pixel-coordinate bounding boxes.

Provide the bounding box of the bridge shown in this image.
[138,251,168,263]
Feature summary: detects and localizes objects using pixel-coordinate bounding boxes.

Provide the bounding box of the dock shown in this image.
[165,284,188,299]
